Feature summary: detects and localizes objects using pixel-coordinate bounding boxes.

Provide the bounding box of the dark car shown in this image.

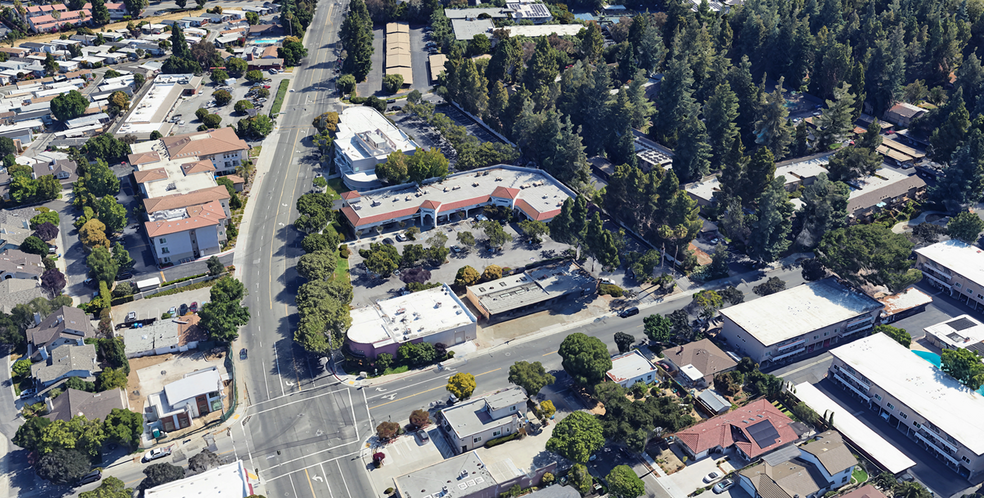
[619,307,640,318]
[76,470,102,486]
[179,303,189,316]
[240,348,248,360]
[116,272,133,281]
[190,302,199,313]
[382,238,395,245]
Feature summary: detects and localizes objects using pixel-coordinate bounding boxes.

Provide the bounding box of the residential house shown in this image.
[915,240,984,312]
[738,431,857,498]
[439,387,527,454]
[839,485,890,498]
[123,315,206,358]
[674,399,802,461]
[248,23,283,37]
[662,338,737,388]
[31,158,78,185]
[26,306,97,360]
[846,170,926,221]
[31,343,98,388]
[828,333,984,479]
[147,367,224,431]
[44,387,127,422]
[883,103,927,127]
[0,248,43,282]
[0,278,44,313]
[605,350,659,388]
[25,9,93,34]
[718,278,883,365]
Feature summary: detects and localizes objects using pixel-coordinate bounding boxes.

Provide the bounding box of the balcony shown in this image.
[915,432,960,465]
[833,373,870,402]
[778,339,806,352]
[918,428,959,453]
[833,366,870,387]
[772,347,806,361]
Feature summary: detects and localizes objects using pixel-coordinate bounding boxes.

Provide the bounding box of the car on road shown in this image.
[240,348,248,360]
[116,272,133,281]
[703,471,722,483]
[190,302,199,313]
[76,470,102,487]
[143,446,172,463]
[713,479,734,494]
[387,99,396,103]
[19,389,36,399]
[619,307,640,318]
[395,233,407,242]
[382,238,395,245]
[125,311,136,322]
[179,303,189,316]
[82,277,94,286]
[167,306,177,316]
[416,429,429,442]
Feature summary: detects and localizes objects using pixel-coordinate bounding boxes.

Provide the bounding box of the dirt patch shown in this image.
[653,447,685,474]
[127,354,172,405]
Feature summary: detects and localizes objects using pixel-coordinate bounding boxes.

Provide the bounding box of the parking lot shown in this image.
[166,72,289,136]
[110,287,212,325]
[346,218,572,307]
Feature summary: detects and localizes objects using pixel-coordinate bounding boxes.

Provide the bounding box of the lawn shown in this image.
[269,80,290,118]
[334,254,349,284]
[852,467,869,484]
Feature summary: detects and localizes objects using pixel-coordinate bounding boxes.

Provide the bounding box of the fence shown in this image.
[132,274,220,300]
[220,342,239,423]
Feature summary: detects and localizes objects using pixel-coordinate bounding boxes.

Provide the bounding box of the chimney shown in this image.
[45,397,54,411]
[33,312,42,326]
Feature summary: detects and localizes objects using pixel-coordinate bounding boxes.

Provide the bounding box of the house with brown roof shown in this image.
[837,485,889,498]
[26,306,96,361]
[882,102,927,128]
[846,170,927,222]
[145,199,228,266]
[160,127,249,174]
[0,248,44,282]
[663,338,737,388]
[737,431,857,498]
[44,388,128,422]
[675,399,802,461]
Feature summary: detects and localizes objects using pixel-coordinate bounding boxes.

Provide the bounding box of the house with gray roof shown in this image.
[45,387,127,422]
[438,387,526,454]
[124,315,206,358]
[31,343,98,388]
[26,306,97,360]
[738,431,856,498]
[0,248,43,281]
[0,278,44,313]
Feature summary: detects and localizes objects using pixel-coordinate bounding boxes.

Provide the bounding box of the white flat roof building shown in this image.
[464,260,596,320]
[828,333,984,478]
[346,284,477,359]
[924,315,984,353]
[719,279,883,364]
[334,106,419,189]
[606,350,658,388]
[145,460,253,498]
[915,240,984,313]
[877,287,933,323]
[117,73,202,139]
[499,24,585,37]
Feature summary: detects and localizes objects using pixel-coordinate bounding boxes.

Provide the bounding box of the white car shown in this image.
[713,479,734,494]
[703,471,722,483]
[143,446,172,463]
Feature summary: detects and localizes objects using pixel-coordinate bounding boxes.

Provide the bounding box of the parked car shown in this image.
[167,307,177,316]
[189,302,198,313]
[125,311,136,322]
[703,471,722,483]
[76,470,102,487]
[395,233,407,242]
[619,307,640,318]
[263,85,271,89]
[417,429,429,442]
[143,446,172,463]
[713,479,734,494]
[82,277,94,286]
[179,303,189,316]
[240,348,248,360]
[47,245,56,254]
[475,214,488,221]
[382,238,395,245]
[116,272,133,281]
[450,245,461,254]
[19,389,37,399]
[387,99,396,103]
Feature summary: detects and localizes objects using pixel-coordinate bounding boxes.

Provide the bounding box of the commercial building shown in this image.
[26,306,96,361]
[117,74,204,139]
[124,315,206,358]
[439,387,527,454]
[334,106,419,189]
[605,350,659,388]
[915,240,984,312]
[346,284,477,360]
[507,1,553,23]
[738,431,857,498]
[451,18,495,41]
[876,287,932,323]
[675,399,801,461]
[924,315,984,353]
[44,387,127,422]
[145,460,254,498]
[499,24,584,38]
[385,23,413,87]
[0,248,43,282]
[393,451,498,498]
[718,279,883,365]
[464,261,596,321]
[340,166,575,237]
[147,367,224,432]
[792,382,915,475]
[827,333,984,478]
[662,338,737,388]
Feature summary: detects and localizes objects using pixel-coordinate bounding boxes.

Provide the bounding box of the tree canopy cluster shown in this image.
[198,277,251,342]
[5,163,61,205]
[295,227,353,355]
[340,0,374,81]
[375,148,450,185]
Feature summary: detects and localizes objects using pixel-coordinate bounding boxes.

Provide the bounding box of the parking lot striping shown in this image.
[248,389,349,415]
[370,368,502,409]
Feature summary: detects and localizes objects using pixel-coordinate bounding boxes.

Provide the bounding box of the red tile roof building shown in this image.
[675,399,799,461]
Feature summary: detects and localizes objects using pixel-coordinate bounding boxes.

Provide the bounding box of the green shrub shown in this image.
[485,432,520,448]
[339,245,351,258]
[600,283,624,297]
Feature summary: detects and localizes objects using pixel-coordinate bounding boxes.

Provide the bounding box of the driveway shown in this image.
[356,27,385,97]
[661,449,736,497]
[110,286,213,324]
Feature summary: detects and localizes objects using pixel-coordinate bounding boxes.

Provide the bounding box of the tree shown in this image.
[238,115,274,138]
[20,236,49,256]
[672,112,711,183]
[89,0,111,24]
[818,224,923,293]
[396,341,436,366]
[201,113,222,128]
[481,220,512,249]
[104,408,143,448]
[691,290,723,322]
[41,269,67,296]
[931,129,984,212]
[234,100,254,114]
[643,314,672,342]
[546,411,605,463]
[141,463,184,490]
[400,267,431,285]
[13,415,52,452]
[407,148,449,184]
[360,243,400,277]
[584,213,620,270]
[108,91,130,117]
[245,11,259,25]
[815,83,857,150]
[747,177,794,262]
[98,367,128,391]
[947,211,984,243]
[337,74,357,94]
[941,348,984,390]
[801,259,827,281]
[796,173,850,248]
[298,251,337,281]
[279,39,308,66]
[707,243,730,280]
[539,400,556,421]
[454,266,480,288]
[468,33,491,57]
[198,299,250,342]
[51,90,89,123]
[226,57,247,77]
[446,372,476,400]
[720,286,745,305]
[825,145,882,183]
[382,73,403,94]
[875,324,911,348]
[96,195,126,233]
[376,421,400,441]
[614,332,634,354]
[517,219,549,243]
[930,96,971,164]
[507,361,555,397]
[550,195,588,248]
[704,83,740,167]
[30,211,60,229]
[753,277,787,296]
[607,465,645,498]
[559,333,612,386]
[36,448,90,484]
[480,265,502,283]
[87,246,118,284]
[111,242,134,273]
[188,449,221,472]
[754,81,794,159]
[409,409,430,429]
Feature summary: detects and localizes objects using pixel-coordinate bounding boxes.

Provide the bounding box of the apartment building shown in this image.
[828,333,984,479]
[915,240,984,312]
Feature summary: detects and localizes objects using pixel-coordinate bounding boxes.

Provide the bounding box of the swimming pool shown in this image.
[912,350,984,395]
[252,38,281,45]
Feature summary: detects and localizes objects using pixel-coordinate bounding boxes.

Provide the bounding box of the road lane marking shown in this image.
[542,350,556,356]
[337,460,353,498]
[273,343,286,397]
[348,389,359,440]
[370,368,502,409]
[248,389,348,415]
[320,462,335,498]
[269,128,301,309]
[304,468,317,498]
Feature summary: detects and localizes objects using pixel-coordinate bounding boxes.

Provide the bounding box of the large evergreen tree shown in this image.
[704,82,740,168]
[815,83,857,150]
[754,81,794,159]
[931,129,984,212]
[748,176,795,262]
